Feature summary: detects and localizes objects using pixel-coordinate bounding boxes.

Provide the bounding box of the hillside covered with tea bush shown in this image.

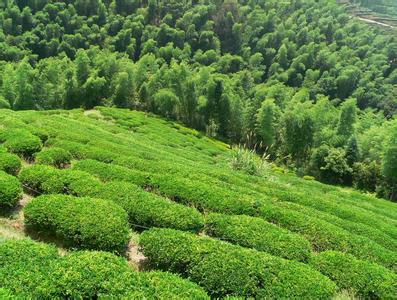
[1,0,397,199]
[0,107,396,298]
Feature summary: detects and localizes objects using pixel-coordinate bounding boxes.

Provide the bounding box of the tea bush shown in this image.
[0,153,21,175]
[0,239,59,298]
[24,194,130,253]
[0,239,210,299]
[73,159,149,186]
[0,171,22,207]
[140,271,210,300]
[259,203,397,271]
[310,251,397,299]
[50,251,140,298]
[35,147,71,168]
[92,181,204,232]
[205,213,312,261]
[2,130,42,158]
[139,228,337,299]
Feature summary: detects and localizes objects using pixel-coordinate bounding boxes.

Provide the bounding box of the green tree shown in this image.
[382,126,397,201]
[255,98,279,149]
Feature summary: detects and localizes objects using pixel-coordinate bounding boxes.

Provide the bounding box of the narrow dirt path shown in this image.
[357,16,396,29]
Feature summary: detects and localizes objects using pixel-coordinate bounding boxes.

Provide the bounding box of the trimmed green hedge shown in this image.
[50,251,140,298]
[1,130,42,158]
[24,194,130,253]
[74,159,257,215]
[19,165,203,232]
[205,213,312,262]
[259,203,397,271]
[91,181,204,232]
[139,271,210,300]
[19,165,101,196]
[310,251,397,299]
[0,171,22,207]
[73,159,148,186]
[0,239,210,299]
[0,153,21,175]
[0,239,59,298]
[35,147,71,168]
[139,228,337,299]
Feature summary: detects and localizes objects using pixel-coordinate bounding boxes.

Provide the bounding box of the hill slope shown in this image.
[0,107,396,298]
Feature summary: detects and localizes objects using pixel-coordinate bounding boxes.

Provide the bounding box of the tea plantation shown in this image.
[0,107,396,299]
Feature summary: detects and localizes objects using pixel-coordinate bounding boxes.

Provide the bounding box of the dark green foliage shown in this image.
[205,213,312,262]
[0,170,22,207]
[24,194,131,253]
[35,147,71,168]
[310,251,397,299]
[0,0,396,193]
[139,228,337,299]
[0,153,21,175]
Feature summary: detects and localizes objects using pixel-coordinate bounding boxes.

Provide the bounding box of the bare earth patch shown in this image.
[126,233,148,271]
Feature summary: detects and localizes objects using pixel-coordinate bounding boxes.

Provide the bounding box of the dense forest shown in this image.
[0,0,397,200]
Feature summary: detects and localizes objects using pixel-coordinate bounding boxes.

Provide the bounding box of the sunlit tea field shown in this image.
[0,107,396,298]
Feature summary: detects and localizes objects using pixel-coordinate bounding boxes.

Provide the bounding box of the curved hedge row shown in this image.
[139,228,337,299]
[310,251,397,299]
[19,165,102,196]
[259,203,397,271]
[74,159,257,215]
[0,129,42,158]
[205,213,312,262]
[35,147,71,168]
[0,153,21,176]
[0,171,22,207]
[19,165,204,232]
[0,239,209,299]
[24,194,131,253]
[92,181,204,232]
[73,159,148,186]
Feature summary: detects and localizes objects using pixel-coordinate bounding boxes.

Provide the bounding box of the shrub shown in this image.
[3,130,42,158]
[0,171,22,207]
[93,181,204,232]
[139,228,337,299]
[303,175,315,181]
[19,165,101,196]
[73,159,149,186]
[50,251,140,298]
[0,153,21,175]
[310,251,397,299]
[24,194,131,253]
[259,203,397,271]
[205,213,312,261]
[140,271,210,300]
[0,239,59,297]
[35,147,71,168]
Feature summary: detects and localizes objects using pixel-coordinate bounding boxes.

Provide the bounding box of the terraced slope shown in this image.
[0,107,396,298]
